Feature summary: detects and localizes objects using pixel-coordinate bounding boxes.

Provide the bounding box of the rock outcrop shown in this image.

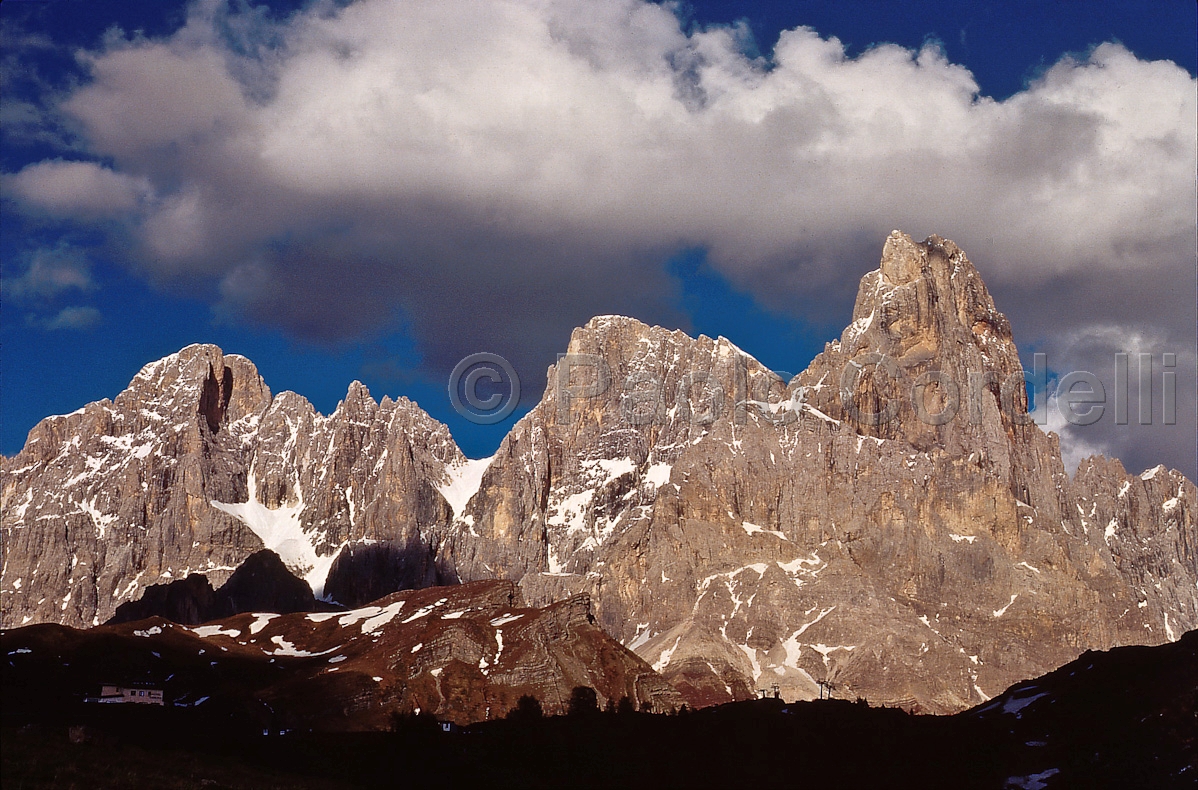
[107,549,319,625]
[3,231,1194,713]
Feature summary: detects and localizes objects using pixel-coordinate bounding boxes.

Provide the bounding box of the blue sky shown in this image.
[2,0,1195,476]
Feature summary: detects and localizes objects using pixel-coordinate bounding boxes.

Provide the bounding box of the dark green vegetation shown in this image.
[4,631,1195,789]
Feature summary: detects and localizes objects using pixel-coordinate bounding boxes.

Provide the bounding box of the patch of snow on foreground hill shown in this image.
[211,475,337,598]
[1004,768,1060,789]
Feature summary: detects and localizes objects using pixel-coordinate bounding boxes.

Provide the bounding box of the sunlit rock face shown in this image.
[443,231,1196,712]
[4,232,1194,713]
[2,345,463,628]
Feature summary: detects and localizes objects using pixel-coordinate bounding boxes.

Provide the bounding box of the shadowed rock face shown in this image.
[105,573,219,627]
[3,232,1194,714]
[215,549,320,615]
[323,539,444,609]
[107,550,318,625]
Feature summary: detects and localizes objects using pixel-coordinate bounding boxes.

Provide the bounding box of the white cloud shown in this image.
[39,306,103,331]
[5,159,150,217]
[38,1,1190,281]
[3,243,94,300]
[1036,393,1112,478]
[3,243,103,334]
[4,0,1195,475]
[1032,324,1196,478]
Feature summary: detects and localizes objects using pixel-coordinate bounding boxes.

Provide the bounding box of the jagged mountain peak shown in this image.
[120,343,272,427]
[2,339,466,625]
[4,232,1193,720]
[558,232,1019,449]
[835,230,1014,365]
[442,232,1194,711]
[792,231,1029,462]
[341,378,373,402]
[576,314,762,358]
[877,230,967,284]
[582,313,652,331]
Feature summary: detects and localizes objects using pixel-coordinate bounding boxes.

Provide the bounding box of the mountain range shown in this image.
[3,231,1194,714]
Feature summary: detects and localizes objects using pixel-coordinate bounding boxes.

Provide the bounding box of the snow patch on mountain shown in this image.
[742,522,787,540]
[211,475,336,597]
[438,457,494,519]
[644,462,673,488]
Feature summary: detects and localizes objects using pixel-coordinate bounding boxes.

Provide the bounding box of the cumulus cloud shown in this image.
[5,0,1195,474]
[5,160,150,217]
[3,243,94,300]
[38,306,103,331]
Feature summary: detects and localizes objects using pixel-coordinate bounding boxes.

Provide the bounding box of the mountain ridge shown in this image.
[2,579,683,728]
[4,231,1194,714]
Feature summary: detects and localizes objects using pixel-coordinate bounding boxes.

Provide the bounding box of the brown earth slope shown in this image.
[1,580,680,728]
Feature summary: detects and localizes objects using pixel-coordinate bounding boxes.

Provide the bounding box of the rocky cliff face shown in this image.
[442,231,1196,711]
[2,346,268,627]
[3,231,1194,713]
[1,345,464,627]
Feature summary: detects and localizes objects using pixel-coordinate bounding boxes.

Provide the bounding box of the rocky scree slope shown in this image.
[3,231,1194,714]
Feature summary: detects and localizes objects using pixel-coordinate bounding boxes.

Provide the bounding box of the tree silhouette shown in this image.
[567,686,599,717]
[507,694,543,722]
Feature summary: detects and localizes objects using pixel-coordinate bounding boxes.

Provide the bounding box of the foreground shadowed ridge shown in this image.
[3,629,1194,789]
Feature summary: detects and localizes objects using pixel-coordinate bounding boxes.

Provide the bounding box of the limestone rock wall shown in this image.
[4,231,1193,714]
[2,346,463,627]
[442,232,1197,711]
